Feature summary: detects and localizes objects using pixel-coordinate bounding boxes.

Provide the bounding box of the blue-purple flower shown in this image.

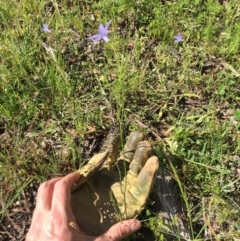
[88,21,111,43]
[42,24,51,33]
[174,33,183,43]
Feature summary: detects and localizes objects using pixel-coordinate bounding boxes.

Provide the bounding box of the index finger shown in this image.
[52,172,81,208]
[36,177,62,210]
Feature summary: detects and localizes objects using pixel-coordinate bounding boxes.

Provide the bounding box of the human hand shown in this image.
[26,172,141,241]
[71,130,159,235]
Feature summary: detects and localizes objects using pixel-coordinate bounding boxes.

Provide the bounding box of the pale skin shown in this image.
[26,172,141,241]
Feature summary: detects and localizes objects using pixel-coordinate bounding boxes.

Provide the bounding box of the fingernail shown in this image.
[130,220,140,232]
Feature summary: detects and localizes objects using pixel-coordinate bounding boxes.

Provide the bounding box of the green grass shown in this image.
[1,0,240,240]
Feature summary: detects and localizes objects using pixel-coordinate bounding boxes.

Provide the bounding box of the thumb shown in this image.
[97,219,141,241]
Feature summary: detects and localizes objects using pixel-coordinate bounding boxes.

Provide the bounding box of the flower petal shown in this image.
[42,24,51,33]
[88,34,102,42]
[105,20,111,30]
[174,33,183,43]
[102,36,109,42]
[98,24,108,36]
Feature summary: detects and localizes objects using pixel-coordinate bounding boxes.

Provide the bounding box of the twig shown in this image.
[203,215,221,241]
[202,198,208,238]
[134,119,163,142]
[0,189,16,240]
[0,229,15,240]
